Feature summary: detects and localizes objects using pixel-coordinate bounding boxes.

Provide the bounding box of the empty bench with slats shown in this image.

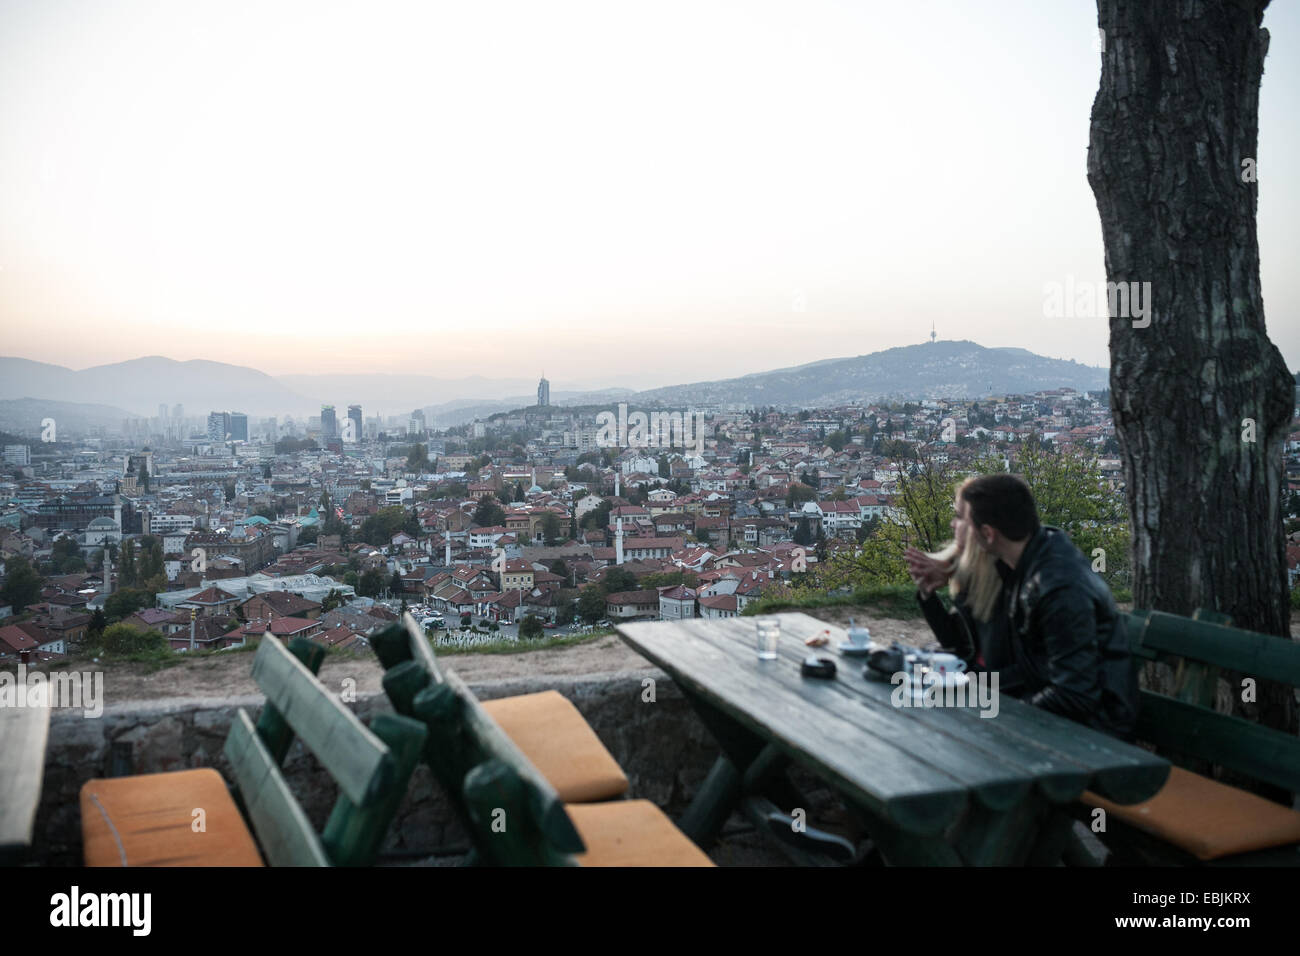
[80,635,426,867]
[1076,608,1300,866]
[372,613,713,866]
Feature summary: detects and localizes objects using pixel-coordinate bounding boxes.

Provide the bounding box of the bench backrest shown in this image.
[223,633,427,866]
[373,613,584,865]
[1122,608,1300,795]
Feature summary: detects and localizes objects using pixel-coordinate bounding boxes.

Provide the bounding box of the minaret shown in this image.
[614,470,620,498]
[445,533,452,567]
[615,517,624,566]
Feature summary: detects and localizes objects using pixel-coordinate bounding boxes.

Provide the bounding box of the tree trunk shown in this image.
[1088,0,1296,742]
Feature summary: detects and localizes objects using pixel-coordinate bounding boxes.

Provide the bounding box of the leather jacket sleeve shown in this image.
[1024,581,1106,723]
[916,589,976,662]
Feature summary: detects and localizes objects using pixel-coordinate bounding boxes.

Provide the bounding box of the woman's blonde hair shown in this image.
[926,476,1002,623]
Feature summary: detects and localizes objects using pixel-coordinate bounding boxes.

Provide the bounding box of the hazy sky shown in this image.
[1,0,1297,391]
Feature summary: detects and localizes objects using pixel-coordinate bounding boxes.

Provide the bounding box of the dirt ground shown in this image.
[82,632,658,703]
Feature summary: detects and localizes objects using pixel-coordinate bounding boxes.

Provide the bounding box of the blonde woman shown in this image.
[903,476,1011,673]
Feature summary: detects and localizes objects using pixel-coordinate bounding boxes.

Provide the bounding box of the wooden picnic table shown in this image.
[618,611,1170,865]
[0,692,52,865]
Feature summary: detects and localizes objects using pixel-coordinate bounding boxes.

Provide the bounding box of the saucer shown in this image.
[900,671,970,695]
[838,641,874,656]
[913,671,971,689]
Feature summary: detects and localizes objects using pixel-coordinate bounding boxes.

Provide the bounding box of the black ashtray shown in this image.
[801,656,837,679]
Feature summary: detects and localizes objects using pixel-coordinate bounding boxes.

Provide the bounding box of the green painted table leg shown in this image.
[676,693,809,850]
[678,754,741,849]
[946,787,1084,867]
[1025,808,1077,866]
[953,799,1039,866]
[847,796,963,866]
[741,741,789,794]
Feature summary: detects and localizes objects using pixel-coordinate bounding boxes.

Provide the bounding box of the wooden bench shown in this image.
[371,617,629,804]
[372,613,713,866]
[1076,608,1300,865]
[0,686,51,865]
[80,635,427,866]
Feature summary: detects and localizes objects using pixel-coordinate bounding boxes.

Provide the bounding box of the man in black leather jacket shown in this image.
[912,474,1139,740]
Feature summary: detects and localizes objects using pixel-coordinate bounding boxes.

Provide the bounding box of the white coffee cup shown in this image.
[929,653,967,677]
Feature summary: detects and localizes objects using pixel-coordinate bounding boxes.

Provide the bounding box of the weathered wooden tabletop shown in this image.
[619,611,1169,860]
[0,693,52,864]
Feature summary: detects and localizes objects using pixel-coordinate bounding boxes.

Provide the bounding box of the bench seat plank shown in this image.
[1083,765,1300,861]
[80,768,263,867]
[569,800,715,867]
[481,691,629,803]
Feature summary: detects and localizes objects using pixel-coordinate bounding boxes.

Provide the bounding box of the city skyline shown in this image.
[0,339,1117,427]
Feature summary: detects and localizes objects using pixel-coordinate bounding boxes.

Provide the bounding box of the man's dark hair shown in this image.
[961,473,1040,542]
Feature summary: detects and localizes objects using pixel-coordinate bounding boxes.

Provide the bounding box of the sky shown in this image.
[1,0,1297,392]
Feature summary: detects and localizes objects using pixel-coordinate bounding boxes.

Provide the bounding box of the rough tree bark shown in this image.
[1088,0,1296,740]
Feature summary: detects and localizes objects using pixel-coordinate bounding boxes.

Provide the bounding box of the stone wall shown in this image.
[31,669,723,866]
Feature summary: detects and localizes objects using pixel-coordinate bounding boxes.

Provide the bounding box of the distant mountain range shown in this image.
[0,342,1108,430]
[0,357,633,423]
[0,357,311,420]
[633,341,1109,407]
[0,397,137,435]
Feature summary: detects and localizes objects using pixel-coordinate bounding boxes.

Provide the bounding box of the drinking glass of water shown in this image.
[756,617,780,660]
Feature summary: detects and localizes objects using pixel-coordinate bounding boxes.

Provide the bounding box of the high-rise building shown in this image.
[229,412,249,442]
[537,375,550,407]
[4,445,31,466]
[408,409,426,437]
[158,403,169,420]
[347,404,363,443]
[321,405,337,440]
[207,411,231,442]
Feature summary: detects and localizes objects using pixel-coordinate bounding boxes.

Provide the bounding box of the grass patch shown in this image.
[56,636,263,672]
[61,646,187,672]
[25,628,614,674]
[434,629,614,655]
[742,583,925,620]
[323,645,371,661]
